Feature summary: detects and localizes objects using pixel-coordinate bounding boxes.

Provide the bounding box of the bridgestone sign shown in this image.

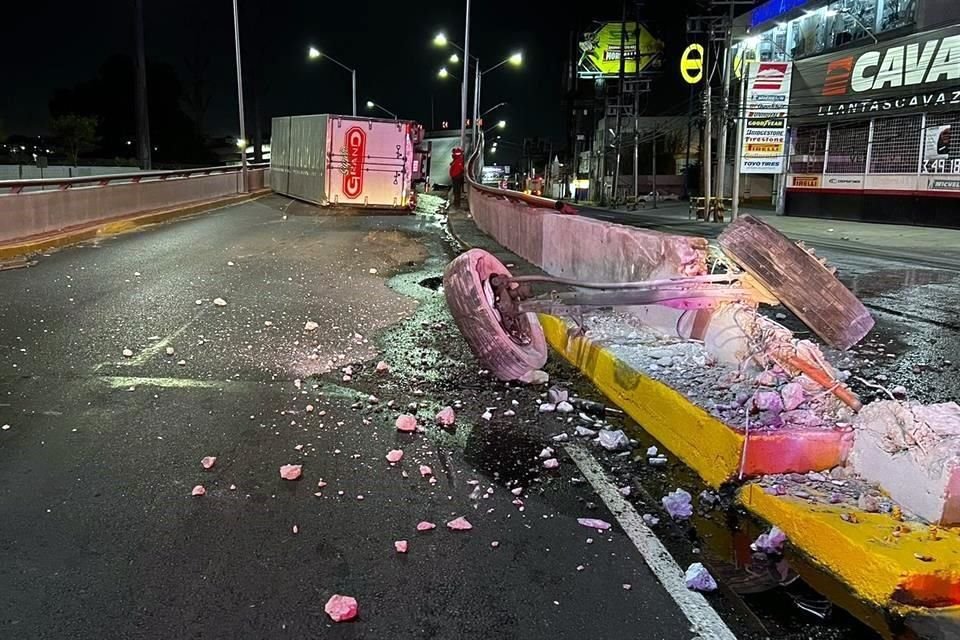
[740,61,793,175]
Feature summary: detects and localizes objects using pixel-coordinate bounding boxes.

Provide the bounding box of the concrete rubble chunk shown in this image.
[662,488,693,519]
[849,400,960,524]
[548,386,569,404]
[751,526,787,554]
[324,594,358,622]
[213,298,227,307]
[543,458,560,470]
[575,426,598,437]
[556,401,574,414]
[539,447,554,459]
[780,382,806,412]
[598,430,630,451]
[551,433,570,442]
[303,321,319,332]
[436,406,456,427]
[539,403,556,413]
[685,563,717,592]
[519,370,549,385]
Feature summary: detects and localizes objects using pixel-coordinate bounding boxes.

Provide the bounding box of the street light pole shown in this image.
[472,60,481,149]
[460,0,471,153]
[351,69,357,116]
[232,0,247,192]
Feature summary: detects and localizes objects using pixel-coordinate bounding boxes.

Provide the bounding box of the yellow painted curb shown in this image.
[738,483,960,609]
[538,313,743,488]
[0,190,268,261]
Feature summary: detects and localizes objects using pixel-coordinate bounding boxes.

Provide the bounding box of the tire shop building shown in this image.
[737,0,960,227]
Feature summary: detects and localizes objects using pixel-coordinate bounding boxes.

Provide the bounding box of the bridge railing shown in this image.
[0,163,269,244]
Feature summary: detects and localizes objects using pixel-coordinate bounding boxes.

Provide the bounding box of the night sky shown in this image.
[5,0,713,144]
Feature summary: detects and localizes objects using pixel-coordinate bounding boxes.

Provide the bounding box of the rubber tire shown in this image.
[443,249,548,381]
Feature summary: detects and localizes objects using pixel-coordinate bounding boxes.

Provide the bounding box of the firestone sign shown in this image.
[740,61,793,175]
[791,25,960,122]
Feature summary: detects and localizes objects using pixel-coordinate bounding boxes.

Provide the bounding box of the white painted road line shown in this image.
[565,444,737,640]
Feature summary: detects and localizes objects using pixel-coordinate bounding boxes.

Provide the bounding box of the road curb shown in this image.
[0,190,269,261]
[537,313,850,488]
[537,312,960,619]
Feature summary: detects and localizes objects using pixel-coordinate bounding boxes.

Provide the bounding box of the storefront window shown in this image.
[751,0,916,62]
[826,122,869,173]
[790,125,827,174]
[921,113,960,175]
[869,115,922,174]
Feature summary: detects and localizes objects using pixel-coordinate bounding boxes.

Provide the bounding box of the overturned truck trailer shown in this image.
[270,114,426,209]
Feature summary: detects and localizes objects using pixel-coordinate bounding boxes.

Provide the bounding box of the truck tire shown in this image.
[443,249,548,381]
[718,215,874,350]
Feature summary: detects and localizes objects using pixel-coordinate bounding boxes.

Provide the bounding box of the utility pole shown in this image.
[133,0,152,170]
[651,126,658,208]
[714,2,735,211]
[460,0,471,153]
[703,41,712,220]
[632,15,641,202]
[232,0,247,191]
[731,64,747,220]
[612,0,627,205]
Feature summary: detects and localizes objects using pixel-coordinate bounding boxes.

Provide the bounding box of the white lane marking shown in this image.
[564,444,737,640]
[93,313,201,372]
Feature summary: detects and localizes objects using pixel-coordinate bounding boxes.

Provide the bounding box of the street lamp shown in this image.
[484,120,506,134]
[449,53,460,64]
[366,99,398,120]
[307,45,357,116]
[438,67,460,81]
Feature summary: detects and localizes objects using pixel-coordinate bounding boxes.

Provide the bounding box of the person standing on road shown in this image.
[449,147,465,208]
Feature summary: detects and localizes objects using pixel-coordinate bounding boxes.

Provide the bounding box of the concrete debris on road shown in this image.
[575,426,598,437]
[539,403,556,413]
[375,360,390,374]
[577,518,612,531]
[213,298,227,307]
[543,458,560,469]
[395,414,418,432]
[200,456,217,470]
[752,526,787,554]
[598,429,630,451]
[551,433,570,442]
[122,348,134,358]
[416,521,436,532]
[279,464,302,480]
[419,465,432,477]
[539,447,554,459]
[556,401,574,413]
[386,449,403,463]
[435,406,455,426]
[447,517,473,531]
[304,321,319,332]
[662,488,694,519]
[191,485,206,497]
[324,594,358,622]
[684,563,718,592]
[395,540,408,553]
[642,514,660,527]
[548,386,569,404]
[519,370,549,385]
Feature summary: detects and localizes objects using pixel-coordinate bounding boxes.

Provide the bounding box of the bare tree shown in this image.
[51,115,98,166]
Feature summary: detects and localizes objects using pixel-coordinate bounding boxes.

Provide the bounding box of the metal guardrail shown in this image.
[0,163,270,195]
[465,133,578,215]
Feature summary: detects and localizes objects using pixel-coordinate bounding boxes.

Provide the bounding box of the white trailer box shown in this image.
[271,114,423,208]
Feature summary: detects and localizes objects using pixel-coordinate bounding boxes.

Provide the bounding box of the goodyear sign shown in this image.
[578,22,664,78]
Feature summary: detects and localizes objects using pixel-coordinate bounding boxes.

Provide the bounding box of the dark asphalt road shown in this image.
[0,196,708,639]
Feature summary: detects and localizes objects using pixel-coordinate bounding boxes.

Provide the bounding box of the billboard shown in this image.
[790,24,960,123]
[577,22,663,78]
[740,61,793,174]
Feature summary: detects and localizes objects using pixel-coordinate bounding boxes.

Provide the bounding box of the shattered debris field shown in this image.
[1,193,958,639]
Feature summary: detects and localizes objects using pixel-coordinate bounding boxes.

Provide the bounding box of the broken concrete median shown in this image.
[447,182,960,622]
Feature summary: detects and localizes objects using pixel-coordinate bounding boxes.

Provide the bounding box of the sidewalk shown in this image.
[579,201,960,271]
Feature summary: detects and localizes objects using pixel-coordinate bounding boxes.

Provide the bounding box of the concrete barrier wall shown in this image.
[0,168,267,243]
[468,187,707,282]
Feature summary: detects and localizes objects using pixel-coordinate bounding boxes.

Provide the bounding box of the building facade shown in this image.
[737,0,960,226]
